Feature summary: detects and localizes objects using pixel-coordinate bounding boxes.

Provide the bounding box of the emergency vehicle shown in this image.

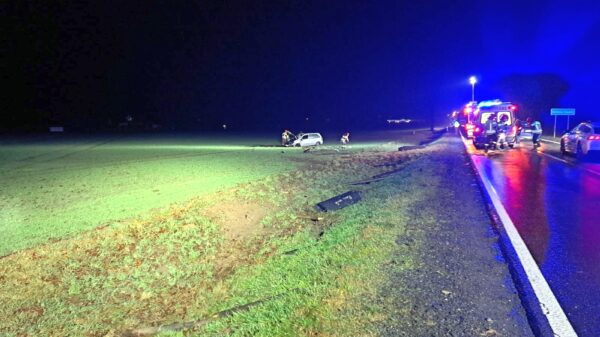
[471,100,518,149]
[459,101,477,139]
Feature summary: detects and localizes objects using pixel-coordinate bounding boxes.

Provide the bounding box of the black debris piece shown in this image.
[315,191,361,212]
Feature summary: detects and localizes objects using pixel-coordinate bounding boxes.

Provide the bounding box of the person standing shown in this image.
[340,132,350,145]
[497,114,510,149]
[281,129,291,146]
[529,117,543,147]
[483,113,498,152]
[514,118,523,144]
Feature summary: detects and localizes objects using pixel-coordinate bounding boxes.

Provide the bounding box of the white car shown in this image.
[560,122,600,158]
[292,133,323,147]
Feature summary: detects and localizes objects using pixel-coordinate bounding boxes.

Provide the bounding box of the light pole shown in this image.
[469,76,477,102]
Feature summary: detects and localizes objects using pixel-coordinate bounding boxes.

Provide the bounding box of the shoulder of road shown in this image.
[377,134,534,336]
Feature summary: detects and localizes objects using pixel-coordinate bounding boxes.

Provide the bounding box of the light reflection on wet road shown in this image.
[468,140,600,336]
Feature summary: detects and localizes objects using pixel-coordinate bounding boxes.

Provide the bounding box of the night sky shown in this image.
[3,0,600,132]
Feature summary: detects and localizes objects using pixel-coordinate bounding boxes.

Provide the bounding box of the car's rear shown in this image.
[308,133,323,146]
[472,111,497,148]
[584,123,600,154]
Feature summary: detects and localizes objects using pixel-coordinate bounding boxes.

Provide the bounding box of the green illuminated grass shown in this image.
[0,130,433,336]
[195,181,417,337]
[0,135,303,255]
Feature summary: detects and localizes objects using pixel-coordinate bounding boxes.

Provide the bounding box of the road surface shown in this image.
[465,136,600,336]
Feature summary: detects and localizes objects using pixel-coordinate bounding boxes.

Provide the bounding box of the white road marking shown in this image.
[536,150,600,179]
[585,169,600,179]
[538,151,571,165]
[541,138,561,145]
[460,136,578,337]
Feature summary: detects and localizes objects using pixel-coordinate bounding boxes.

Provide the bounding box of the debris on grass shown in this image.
[123,293,287,337]
[0,132,437,336]
[315,191,362,212]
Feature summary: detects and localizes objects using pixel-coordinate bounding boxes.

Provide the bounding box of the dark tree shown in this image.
[494,73,570,120]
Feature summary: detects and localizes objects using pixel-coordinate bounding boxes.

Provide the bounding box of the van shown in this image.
[472,100,518,149]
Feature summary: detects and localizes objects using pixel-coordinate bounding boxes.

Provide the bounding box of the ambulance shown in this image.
[471,100,518,150]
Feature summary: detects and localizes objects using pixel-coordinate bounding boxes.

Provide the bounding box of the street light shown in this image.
[469,76,477,102]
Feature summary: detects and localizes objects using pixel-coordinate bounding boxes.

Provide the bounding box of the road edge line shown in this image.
[541,138,561,145]
[538,151,571,165]
[461,136,578,337]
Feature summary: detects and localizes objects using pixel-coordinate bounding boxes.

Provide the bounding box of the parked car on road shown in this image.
[560,122,600,158]
[292,133,323,147]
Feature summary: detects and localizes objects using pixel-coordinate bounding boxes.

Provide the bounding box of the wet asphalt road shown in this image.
[466,137,600,336]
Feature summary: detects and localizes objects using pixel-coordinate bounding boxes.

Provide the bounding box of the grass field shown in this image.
[0,134,307,255]
[0,130,435,336]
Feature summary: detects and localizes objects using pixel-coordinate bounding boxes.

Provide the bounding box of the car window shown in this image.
[580,125,592,133]
[480,112,493,124]
[570,125,580,133]
[585,125,593,133]
[302,135,308,139]
[497,111,512,125]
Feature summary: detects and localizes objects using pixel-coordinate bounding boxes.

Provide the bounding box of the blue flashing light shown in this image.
[477,99,503,108]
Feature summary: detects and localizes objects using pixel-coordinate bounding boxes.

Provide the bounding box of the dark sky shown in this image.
[3,0,600,131]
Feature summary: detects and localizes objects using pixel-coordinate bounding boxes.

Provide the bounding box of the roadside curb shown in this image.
[460,136,577,337]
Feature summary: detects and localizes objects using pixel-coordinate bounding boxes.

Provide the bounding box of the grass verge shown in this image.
[0,136,432,337]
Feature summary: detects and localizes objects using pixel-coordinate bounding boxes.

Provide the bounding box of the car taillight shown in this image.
[588,135,600,140]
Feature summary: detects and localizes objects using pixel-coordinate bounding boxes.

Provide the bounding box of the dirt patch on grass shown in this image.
[202,200,270,241]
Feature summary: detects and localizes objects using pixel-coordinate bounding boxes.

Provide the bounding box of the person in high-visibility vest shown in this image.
[484,113,498,152]
[527,117,542,147]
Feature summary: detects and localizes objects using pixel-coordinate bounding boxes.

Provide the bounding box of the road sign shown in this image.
[551,108,575,137]
[551,108,575,116]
